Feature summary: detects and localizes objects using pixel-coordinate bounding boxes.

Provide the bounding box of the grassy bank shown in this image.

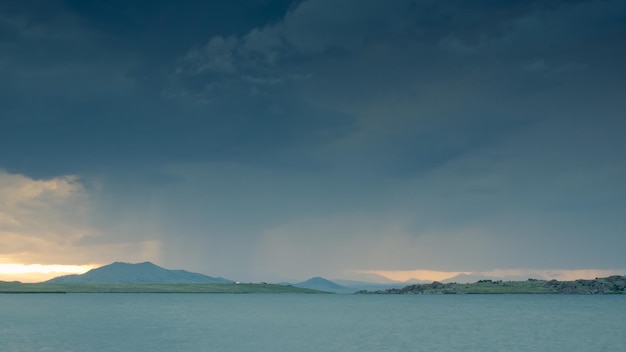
[0,282,327,294]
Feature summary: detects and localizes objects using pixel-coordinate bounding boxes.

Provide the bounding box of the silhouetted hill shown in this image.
[442,273,493,284]
[290,278,429,293]
[332,279,413,292]
[294,277,349,292]
[46,262,232,284]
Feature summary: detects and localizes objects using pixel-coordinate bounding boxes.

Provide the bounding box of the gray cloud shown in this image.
[1,0,625,281]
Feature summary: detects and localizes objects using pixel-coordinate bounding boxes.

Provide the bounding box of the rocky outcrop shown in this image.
[545,276,626,294]
[359,275,626,294]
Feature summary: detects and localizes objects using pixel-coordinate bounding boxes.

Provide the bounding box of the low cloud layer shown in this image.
[0,171,162,271]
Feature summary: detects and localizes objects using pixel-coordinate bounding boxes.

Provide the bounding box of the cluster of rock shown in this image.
[545,275,626,294]
[360,281,455,294]
[357,275,626,294]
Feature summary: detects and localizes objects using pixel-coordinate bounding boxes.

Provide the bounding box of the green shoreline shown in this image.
[2,276,625,294]
[0,282,327,294]
[357,275,626,294]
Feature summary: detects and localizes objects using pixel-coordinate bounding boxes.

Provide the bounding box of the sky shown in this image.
[1,0,625,283]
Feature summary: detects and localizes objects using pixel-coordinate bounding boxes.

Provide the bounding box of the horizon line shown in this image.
[1,262,625,284]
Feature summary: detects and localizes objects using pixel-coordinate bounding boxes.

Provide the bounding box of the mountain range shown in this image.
[46,261,232,284]
[47,261,619,291]
[44,262,413,291]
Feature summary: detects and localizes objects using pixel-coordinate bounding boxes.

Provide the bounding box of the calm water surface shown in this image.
[1,294,625,351]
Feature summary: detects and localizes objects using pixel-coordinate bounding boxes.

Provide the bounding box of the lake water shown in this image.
[1,294,625,351]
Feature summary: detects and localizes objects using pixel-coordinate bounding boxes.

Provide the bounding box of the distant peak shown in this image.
[294,276,347,292]
[110,261,156,266]
[46,261,232,284]
[301,276,332,283]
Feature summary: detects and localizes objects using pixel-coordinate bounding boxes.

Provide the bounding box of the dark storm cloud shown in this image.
[175,0,626,177]
[1,0,625,280]
[2,0,624,179]
[1,0,318,178]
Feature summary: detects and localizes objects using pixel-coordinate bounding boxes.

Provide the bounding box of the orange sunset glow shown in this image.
[0,263,95,283]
